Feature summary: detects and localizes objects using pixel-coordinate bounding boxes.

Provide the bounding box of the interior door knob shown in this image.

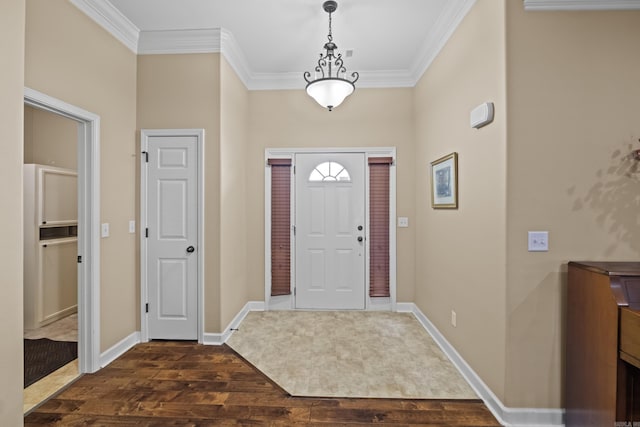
[186,246,195,253]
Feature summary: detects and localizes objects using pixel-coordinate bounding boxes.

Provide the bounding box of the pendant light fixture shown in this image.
[304,0,359,111]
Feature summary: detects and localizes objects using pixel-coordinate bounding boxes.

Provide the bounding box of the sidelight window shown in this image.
[368,157,392,298]
[268,158,292,296]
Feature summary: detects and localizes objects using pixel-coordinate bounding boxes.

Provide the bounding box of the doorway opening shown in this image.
[264,147,397,311]
[23,88,101,394]
[23,105,79,411]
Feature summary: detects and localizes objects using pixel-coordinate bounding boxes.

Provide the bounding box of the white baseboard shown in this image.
[397,303,564,427]
[99,331,140,368]
[202,301,265,345]
[98,301,265,366]
[41,305,78,327]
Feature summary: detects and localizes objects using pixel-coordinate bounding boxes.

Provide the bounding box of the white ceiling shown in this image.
[111,0,452,73]
[74,0,477,89]
[72,0,640,89]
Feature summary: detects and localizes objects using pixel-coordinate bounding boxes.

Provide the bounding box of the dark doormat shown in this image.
[24,338,77,388]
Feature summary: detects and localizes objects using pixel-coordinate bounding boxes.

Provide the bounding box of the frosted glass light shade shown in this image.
[306,78,355,111]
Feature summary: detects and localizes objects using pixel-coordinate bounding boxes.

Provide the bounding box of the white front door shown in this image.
[144,134,198,340]
[295,153,366,309]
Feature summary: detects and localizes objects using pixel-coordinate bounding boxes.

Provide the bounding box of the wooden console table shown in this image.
[566,261,640,426]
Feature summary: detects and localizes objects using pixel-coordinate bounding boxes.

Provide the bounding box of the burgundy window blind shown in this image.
[368,157,392,297]
[268,158,292,296]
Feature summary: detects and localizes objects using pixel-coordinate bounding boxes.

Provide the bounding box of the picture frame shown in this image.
[430,152,458,209]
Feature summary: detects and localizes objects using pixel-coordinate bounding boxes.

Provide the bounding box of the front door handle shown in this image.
[357,236,363,242]
[186,245,195,253]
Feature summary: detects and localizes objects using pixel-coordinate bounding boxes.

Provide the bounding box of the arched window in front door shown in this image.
[308,161,351,182]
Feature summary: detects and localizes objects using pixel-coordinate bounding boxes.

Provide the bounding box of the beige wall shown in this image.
[413,0,508,402]
[220,57,250,327]
[137,56,415,330]
[24,105,77,169]
[137,53,222,332]
[414,1,640,409]
[0,0,25,423]
[18,0,640,412]
[25,0,138,351]
[504,4,640,408]
[246,88,416,303]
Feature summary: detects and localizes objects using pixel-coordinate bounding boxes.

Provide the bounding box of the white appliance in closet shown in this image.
[24,164,78,329]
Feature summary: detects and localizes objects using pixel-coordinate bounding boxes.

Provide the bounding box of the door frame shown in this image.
[140,129,205,343]
[264,147,397,311]
[24,87,101,373]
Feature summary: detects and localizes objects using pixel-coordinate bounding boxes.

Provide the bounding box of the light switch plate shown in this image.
[397,217,409,228]
[101,223,110,238]
[528,231,548,252]
[129,220,136,234]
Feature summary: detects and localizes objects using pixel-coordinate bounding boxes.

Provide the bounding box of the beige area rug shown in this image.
[226,311,478,399]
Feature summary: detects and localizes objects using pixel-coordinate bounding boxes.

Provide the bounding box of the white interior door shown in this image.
[145,134,198,340]
[295,153,365,309]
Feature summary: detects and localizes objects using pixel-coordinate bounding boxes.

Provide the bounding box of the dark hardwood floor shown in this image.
[25,341,501,426]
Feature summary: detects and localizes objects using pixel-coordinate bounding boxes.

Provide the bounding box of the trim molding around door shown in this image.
[24,87,101,373]
[264,147,397,311]
[140,129,205,343]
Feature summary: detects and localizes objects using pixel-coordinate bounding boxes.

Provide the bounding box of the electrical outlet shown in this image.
[451,310,457,328]
[397,217,409,228]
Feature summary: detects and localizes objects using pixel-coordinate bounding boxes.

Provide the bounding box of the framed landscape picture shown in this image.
[430,152,458,209]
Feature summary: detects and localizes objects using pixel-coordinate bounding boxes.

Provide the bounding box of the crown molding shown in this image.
[138,28,221,54]
[72,0,640,90]
[355,71,416,89]
[524,0,640,10]
[137,28,254,89]
[69,0,139,53]
[73,0,479,90]
[220,29,252,89]
[136,28,417,90]
[410,0,477,85]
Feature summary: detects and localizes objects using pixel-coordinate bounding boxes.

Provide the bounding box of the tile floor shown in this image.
[227,311,478,399]
[24,313,78,342]
[23,313,79,413]
[23,360,79,413]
